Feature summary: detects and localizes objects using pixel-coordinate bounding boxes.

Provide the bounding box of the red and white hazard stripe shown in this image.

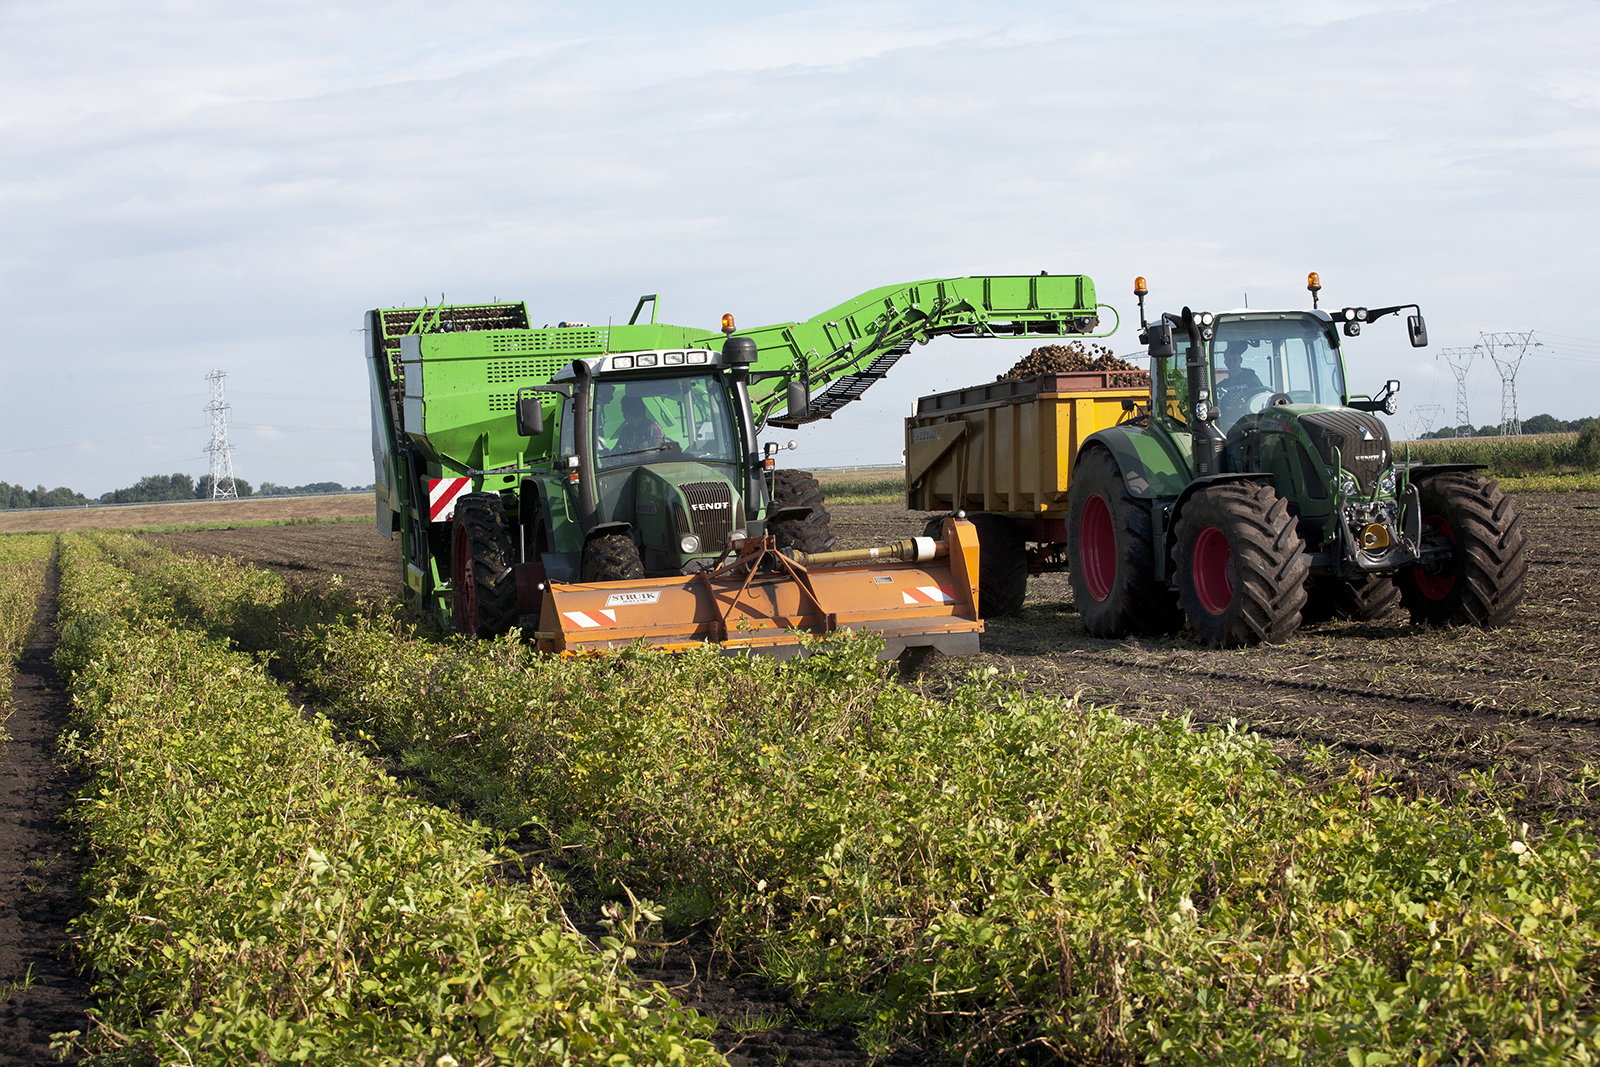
[428,477,472,522]
[562,609,618,629]
[901,585,956,605]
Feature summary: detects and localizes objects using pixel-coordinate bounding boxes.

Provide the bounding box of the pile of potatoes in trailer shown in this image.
[997,341,1149,388]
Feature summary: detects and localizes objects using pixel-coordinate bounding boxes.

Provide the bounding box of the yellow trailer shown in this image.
[905,371,1147,616]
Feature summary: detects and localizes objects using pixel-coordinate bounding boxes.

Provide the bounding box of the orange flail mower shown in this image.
[535,518,983,659]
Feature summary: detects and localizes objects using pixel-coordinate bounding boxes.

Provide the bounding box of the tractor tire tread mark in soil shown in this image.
[582,531,646,582]
[452,493,519,638]
[1175,481,1310,648]
[769,469,838,554]
[1066,445,1184,637]
[1398,473,1527,628]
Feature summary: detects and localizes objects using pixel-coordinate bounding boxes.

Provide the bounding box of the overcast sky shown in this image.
[2,0,1597,496]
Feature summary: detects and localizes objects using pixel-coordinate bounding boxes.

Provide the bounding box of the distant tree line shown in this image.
[0,482,93,509]
[1421,413,1597,439]
[2,471,373,509]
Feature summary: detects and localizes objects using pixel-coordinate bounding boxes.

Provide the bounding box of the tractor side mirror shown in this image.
[786,379,809,420]
[515,393,545,438]
[1145,322,1175,359]
[1407,314,1428,348]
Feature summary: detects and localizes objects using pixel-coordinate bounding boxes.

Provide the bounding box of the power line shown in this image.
[0,425,205,456]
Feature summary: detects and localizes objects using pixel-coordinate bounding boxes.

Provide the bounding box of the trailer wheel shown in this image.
[1174,481,1308,648]
[1066,447,1182,637]
[967,513,1028,617]
[582,532,645,582]
[1397,473,1526,628]
[451,493,519,639]
[1301,574,1401,624]
[770,469,836,552]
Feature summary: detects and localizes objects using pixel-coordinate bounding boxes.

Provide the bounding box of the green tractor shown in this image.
[1065,274,1527,647]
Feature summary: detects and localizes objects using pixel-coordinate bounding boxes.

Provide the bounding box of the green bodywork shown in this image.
[365,275,1110,625]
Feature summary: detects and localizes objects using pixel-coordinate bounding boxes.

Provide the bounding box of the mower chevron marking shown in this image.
[902,585,957,605]
[562,609,618,629]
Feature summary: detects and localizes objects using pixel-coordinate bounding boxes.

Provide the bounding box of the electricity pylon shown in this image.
[205,369,238,499]
[1477,332,1538,437]
[1437,347,1475,436]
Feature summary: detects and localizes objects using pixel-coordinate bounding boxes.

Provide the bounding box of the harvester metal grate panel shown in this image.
[487,357,569,384]
[1300,411,1390,493]
[680,481,734,551]
[490,330,608,353]
[487,393,515,412]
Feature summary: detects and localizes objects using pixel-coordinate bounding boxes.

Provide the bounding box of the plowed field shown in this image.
[149,491,1600,827]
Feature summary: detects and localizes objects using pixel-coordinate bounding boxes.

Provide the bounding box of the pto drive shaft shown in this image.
[789,536,947,568]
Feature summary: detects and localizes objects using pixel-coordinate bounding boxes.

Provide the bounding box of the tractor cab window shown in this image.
[594,375,737,470]
[1211,316,1345,426]
[1152,339,1194,427]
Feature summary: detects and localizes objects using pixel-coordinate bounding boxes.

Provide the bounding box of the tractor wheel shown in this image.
[1174,481,1309,648]
[769,469,836,553]
[1066,447,1183,637]
[1301,574,1401,624]
[967,512,1029,618]
[1397,473,1526,628]
[451,493,519,638]
[581,531,645,582]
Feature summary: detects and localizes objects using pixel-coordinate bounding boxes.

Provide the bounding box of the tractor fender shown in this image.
[1164,472,1277,568]
[1405,462,1488,481]
[584,520,633,542]
[1078,426,1190,500]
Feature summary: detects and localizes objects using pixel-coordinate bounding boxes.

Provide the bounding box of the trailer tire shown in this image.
[1174,481,1308,648]
[770,469,836,553]
[582,531,645,583]
[1301,574,1400,624]
[451,493,519,639]
[968,512,1029,618]
[1066,447,1183,637]
[1397,473,1526,628]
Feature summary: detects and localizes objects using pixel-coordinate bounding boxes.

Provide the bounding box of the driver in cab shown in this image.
[1215,342,1267,426]
[613,395,667,455]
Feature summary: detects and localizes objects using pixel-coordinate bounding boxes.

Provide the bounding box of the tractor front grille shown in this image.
[1300,411,1391,494]
[679,481,735,551]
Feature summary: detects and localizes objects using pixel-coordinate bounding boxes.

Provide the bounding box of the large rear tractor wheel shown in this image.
[581,531,645,582]
[1066,447,1183,637]
[451,493,519,638]
[1174,481,1309,648]
[1301,574,1401,624]
[1397,473,1526,627]
[966,513,1029,618]
[770,469,836,553]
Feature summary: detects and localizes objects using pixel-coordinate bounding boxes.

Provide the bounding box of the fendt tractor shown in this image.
[1053,273,1526,647]
[364,274,1113,660]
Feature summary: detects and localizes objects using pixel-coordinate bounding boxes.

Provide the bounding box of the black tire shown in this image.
[967,512,1029,618]
[581,531,645,582]
[769,469,836,553]
[1174,481,1309,648]
[1301,574,1401,624]
[451,493,519,638]
[1397,473,1526,628]
[1066,447,1183,637]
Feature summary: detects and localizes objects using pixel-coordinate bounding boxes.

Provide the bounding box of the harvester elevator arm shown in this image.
[736,274,1114,428]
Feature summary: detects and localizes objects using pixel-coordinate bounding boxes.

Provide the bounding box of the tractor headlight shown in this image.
[1378,467,1398,496]
[680,534,702,554]
[1339,470,1360,498]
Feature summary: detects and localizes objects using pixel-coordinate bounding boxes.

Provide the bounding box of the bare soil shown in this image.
[0,564,90,1064]
[0,494,374,534]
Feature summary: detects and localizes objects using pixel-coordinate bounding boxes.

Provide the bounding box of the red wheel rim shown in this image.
[1080,493,1116,602]
[453,526,477,634]
[1412,514,1456,601]
[1192,526,1234,616]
